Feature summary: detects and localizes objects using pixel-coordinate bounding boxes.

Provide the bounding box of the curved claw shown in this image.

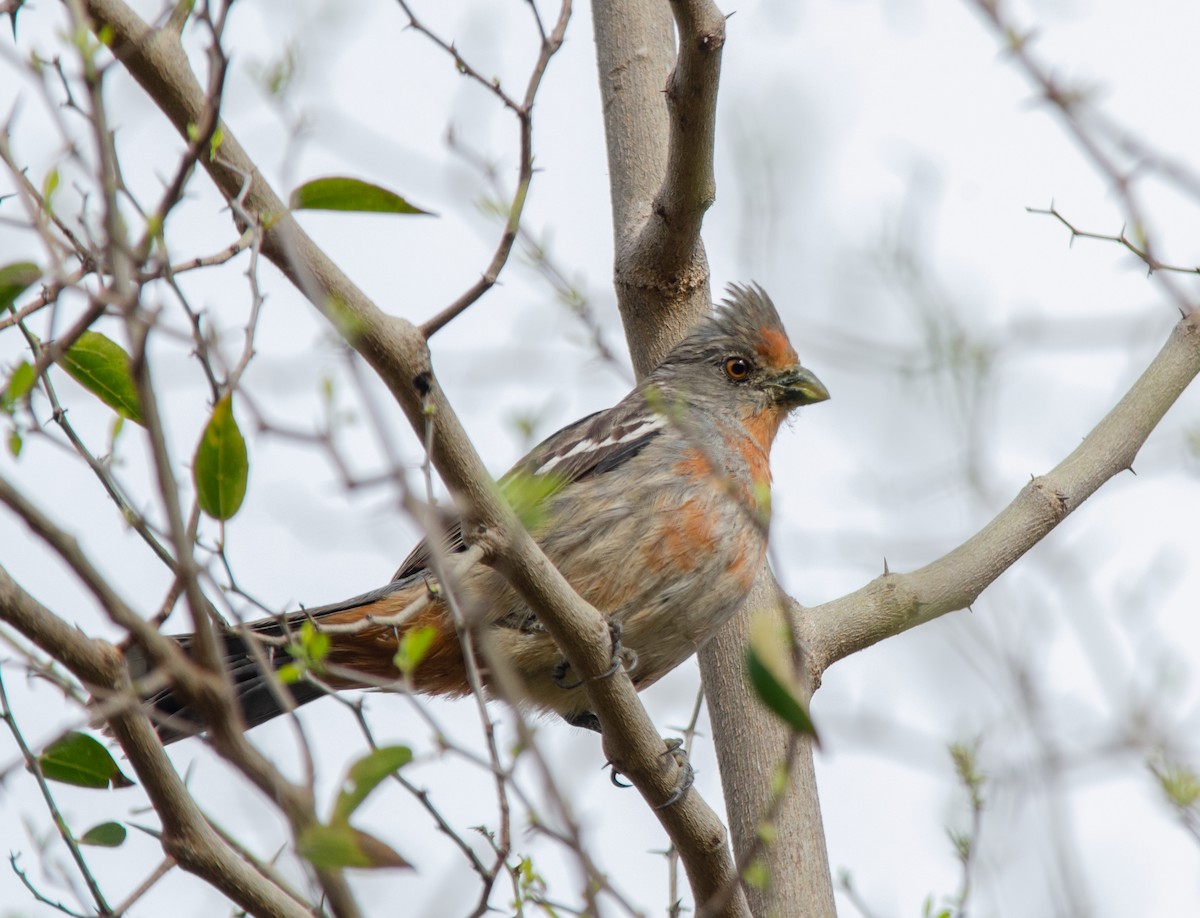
[606,763,633,789]
[655,738,695,809]
[553,658,584,691]
[553,620,637,692]
[598,644,638,680]
[604,739,695,805]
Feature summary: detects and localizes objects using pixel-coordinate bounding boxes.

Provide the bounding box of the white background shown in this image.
[2,0,1199,915]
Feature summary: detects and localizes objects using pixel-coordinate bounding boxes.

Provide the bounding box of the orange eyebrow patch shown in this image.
[754,327,798,369]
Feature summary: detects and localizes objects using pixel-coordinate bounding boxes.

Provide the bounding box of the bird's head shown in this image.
[648,283,829,446]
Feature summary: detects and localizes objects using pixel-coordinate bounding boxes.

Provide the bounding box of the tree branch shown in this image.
[593,0,725,376]
[805,311,1200,674]
[594,4,836,915]
[0,566,313,918]
[82,0,745,910]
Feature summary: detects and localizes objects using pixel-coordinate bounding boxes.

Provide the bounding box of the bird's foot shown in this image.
[655,738,695,809]
[552,620,637,691]
[603,737,695,808]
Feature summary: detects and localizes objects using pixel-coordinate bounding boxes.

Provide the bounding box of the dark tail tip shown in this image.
[126,630,325,745]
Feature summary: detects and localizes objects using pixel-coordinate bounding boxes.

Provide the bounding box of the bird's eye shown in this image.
[723,357,752,381]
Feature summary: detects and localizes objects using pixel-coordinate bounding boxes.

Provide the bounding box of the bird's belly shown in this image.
[497,462,768,716]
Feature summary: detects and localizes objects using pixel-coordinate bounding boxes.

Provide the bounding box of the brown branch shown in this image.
[401,0,572,338]
[967,0,1196,317]
[596,0,726,377]
[0,474,359,915]
[594,4,833,916]
[804,311,1200,673]
[82,0,745,911]
[641,0,724,287]
[0,566,312,918]
[0,672,112,915]
[1028,204,1200,276]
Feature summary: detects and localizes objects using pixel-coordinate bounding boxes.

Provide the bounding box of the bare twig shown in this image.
[410,0,574,337]
[83,1,745,912]
[967,0,1196,316]
[0,671,112,916]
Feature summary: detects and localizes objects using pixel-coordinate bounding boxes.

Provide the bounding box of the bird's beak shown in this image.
[770,366,830,406]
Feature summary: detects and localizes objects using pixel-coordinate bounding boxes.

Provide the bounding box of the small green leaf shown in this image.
[108,412,126,452]
[7,427,22,457]
[1156,759,1200,809]
[276,662,303,685]
[78,821,127,847]
[298,822,411,870]
[333,746,413,822]
[0,261,40,313]
[193,394,249,520]
[38,732,135,789]
[745,614,820,744]
[393,625,437,677]
[289,176,433,216]
[500,469,567,530]
[284,621,330,677]
[59,331,144,425]
[41,167,59,214]
[742,857,770,890]
[3,360,36,412]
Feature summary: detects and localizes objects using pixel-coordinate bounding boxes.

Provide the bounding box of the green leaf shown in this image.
[78,821,127,847]
[59,331,144,425]
[193,393,249,520]
[745,614,820,744]
[37,732,135,789]
[209,126,224,160]
[2,360,36,412]
[393,625,437,677]
[1156,759,1200,809]
[289,176,433,216]
[298,822,411,870]
[500,469,567,530]
[742,857,770,890]
[41,167,59,215]
[281,621,330,682]
[287,620,331,666]
[276,662,303,685]
[333,746,413,822]
[7,427,22,457]
[0,261,40,313]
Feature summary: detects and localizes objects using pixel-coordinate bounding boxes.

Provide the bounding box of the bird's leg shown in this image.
[554,623,687,805]
[552,620,637,691]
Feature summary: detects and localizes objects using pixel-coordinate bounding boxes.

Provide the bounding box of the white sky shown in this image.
[2,0,1200,915]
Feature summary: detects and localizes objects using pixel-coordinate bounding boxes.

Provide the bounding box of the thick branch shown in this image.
[697,574,836,917]
[805,311,1200,674]
[594,4,833,916]
[0,567,312,918]
[593,0,725,376]
[84,0,744,910]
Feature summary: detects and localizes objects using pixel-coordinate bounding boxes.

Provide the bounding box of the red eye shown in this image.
[724,357,752,381]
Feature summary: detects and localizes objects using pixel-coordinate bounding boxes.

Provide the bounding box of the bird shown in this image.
[129,284,829,745]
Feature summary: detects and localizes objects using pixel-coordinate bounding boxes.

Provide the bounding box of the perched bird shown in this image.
[131,284,829,744]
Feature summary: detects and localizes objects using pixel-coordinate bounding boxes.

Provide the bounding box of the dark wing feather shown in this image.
[393,397,662,582]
